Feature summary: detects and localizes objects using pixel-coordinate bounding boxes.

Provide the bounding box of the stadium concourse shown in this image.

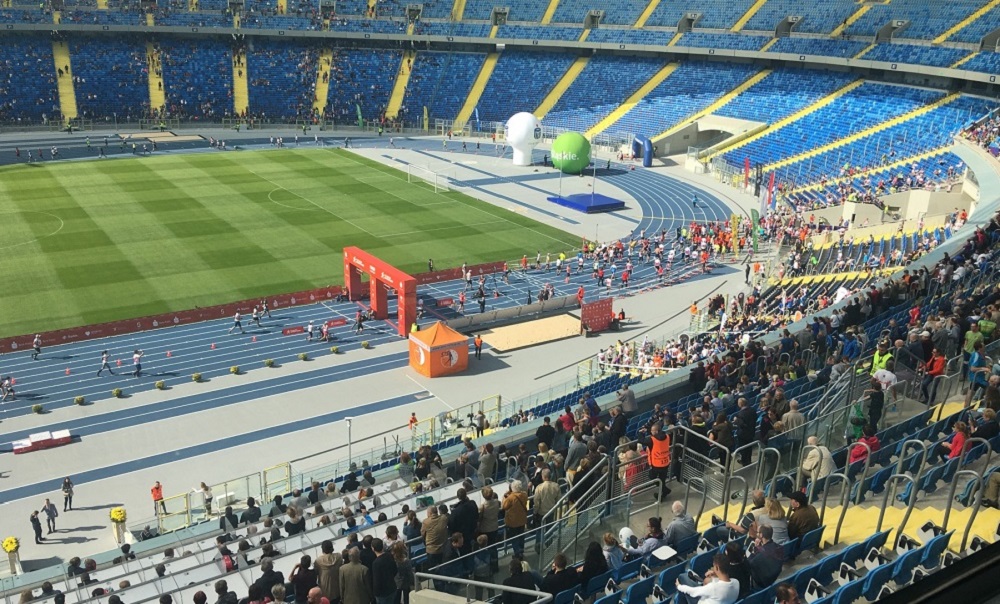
[0,127,754,579]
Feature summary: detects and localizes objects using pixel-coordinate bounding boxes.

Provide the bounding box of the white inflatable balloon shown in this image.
[505,112,542,166]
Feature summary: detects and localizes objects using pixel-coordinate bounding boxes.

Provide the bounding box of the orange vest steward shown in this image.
[647,434,672,468]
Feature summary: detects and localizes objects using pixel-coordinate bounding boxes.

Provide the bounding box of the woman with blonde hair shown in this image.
[537,442,552,463]
[601,532,624,570]
[751,498,789,544]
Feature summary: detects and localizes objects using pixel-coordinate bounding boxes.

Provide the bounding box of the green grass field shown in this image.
[0,148,581,338]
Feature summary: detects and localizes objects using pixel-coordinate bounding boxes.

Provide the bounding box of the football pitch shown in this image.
[0,148,582,339]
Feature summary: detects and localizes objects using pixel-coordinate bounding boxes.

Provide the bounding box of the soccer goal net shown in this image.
[407,164,451,193]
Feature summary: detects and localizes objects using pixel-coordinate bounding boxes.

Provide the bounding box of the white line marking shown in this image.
[0,211,65,251]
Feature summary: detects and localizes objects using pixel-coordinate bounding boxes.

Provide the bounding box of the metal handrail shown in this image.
[796,444,818,492]
[876,474,918,550]
[684,477,709,527]
[541,455,610,528]
[816,471,850,529]
[757,447,782,496]
[414,572,552,604]
[724,475,749,524]
[959,436,994,470]
[944,469,982,535]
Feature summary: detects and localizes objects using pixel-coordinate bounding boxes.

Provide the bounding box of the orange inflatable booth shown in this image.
[409,322,469,378]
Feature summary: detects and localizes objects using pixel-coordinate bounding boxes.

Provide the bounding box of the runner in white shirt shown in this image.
[132,349,144,378]
[98,350,114,376]
[228,312,245,335]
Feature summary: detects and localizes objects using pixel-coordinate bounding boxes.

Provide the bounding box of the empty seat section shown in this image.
[324,49,400,123]
[609,61,760,137]
[160,38,233,119]
[745,0,858,33]
[401,51,487,122]
[768,36,869,58]
[715,68,857,122]
[862,43,971,67]
[644,0,756,29]
[676,32,770,50]
[477,50,576,123]
[247,39,321,121]
[543,55,665,132]
[69,36,147,120]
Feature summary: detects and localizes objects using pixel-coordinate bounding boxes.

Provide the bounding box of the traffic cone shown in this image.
[116,359,122,367]
[252,336,257,343]
[211,343,216,350]
[166,351,172,358]
[65,367,71,376]
[10,378,15,385]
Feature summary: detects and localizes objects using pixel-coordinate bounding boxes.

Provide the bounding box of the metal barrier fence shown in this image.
[410,395,503,449]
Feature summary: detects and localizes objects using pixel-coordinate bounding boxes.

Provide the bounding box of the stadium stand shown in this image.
[542,55,667,133]
[714,69,858,123]
[958,51,1000,74]
[766,36,869,58]
[846,0,985,40]
[675,32,772,51]
[500,24,583,40]
[859,43,972,68]
[644,0,757,29]
[159,38,234,120]
[744,0,859,33]
[245,39,320,121]
[69,36,149,121]
[476,51,577,124]
[722,83,945,173]
[605,62,761,138]
[0,34,60,122]
[401,51,486,124]
[585,27,674,45]
[548,0,647,26]
[323,48,399,123]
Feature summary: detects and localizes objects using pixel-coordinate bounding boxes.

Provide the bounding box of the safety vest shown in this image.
[151,484,163,501]
[647,434,672,468]
[870,350,893,375]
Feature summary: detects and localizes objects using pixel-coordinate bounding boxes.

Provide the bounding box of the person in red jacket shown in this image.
[920,348,948,404]
[848,425,880,468]
[934,421,969,464]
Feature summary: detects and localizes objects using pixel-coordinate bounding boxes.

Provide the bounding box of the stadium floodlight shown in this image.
[407,164,451,193]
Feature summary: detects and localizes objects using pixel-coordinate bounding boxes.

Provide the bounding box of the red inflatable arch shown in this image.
[343,247,417,338]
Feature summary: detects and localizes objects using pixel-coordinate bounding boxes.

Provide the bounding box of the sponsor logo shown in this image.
[552,151,580,161]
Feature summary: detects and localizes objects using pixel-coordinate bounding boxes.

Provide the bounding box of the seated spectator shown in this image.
[934,421,969,464]
[215,580,237,604]
[541,553,578,596]
[502,560,538,604]
[748,526,784,590]
[623,516,666,557]
[751,499,789,544]
[722,542,751,600]
[664,502,697,548]
[674,554,739,604]
[253,558,285,595]
[578,541,609,590]
[602,532,624,570]
[786,492,820,541]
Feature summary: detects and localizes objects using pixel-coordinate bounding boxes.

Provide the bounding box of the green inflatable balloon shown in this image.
[551,132,591,174]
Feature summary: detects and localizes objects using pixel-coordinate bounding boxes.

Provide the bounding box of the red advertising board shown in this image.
[436,298,455,307]
[326,318,347,328]
[581,298,614,334]
[282,326,306,336]
[414,261,506,286]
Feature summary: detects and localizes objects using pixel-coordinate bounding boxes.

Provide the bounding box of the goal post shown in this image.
[407,164,451,193]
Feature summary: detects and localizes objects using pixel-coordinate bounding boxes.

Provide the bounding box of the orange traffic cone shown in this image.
[65,367,71,376]
[211,343,216,350]
[166,351,172,358]
[252,336,257,343]
[116,359,122,367]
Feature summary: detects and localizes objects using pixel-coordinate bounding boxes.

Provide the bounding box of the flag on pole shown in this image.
[743,157,751,189]
[355,103,363,128]
[750,209,760,253]
[767,171,777,210]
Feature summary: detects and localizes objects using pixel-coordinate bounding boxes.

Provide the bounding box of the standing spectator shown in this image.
[62,477,74,511]
[502,481,529,556]
[535,417,555,449]
[151,481,166,515]
[920,348,948,405]
[532,470,561,526]
[478,443,496,484]
[372,539,397,604]
[420,507,448,567]
[290,555,317,603]
[42,498,59,534]
[30,511,44,544]
[616,384,637,416]
[214,580,238,604]
[196,482,214,515]
[448,489,479,547]
[339,549,372,604]
[638,422,672,497]
[392,541,415,604]
[306,588,329,604]
[314,540,342,604]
